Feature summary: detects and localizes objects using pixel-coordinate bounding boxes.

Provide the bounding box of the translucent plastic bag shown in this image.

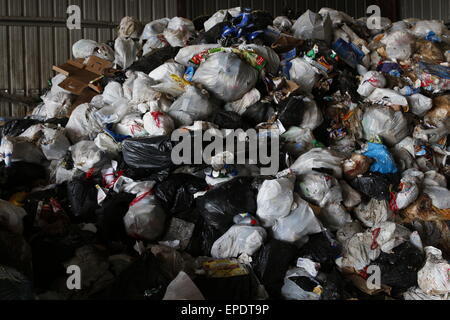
[192,51,259,102]
[141,18,170,40]
[114,113,148,138]
[256,176,295,228]
[292,10,333,44]
[168,86,214,126]
[290,148,345,179]
[163,271,205,300]
[211,225,267,259]
[357,71,386,97]
[289,58,320,93]
[114,37,139,69]
[407,94,433,117]
[164,17,195,47]
[143,110,174,137]
[149,62,185,83]
[412,20,447,37]
[239,44,280,75]
[298,173,343,208]
[174,44,220,66]
[354,199,392,228]
[72,39,99,59]
[69,140,104,173]
[417,246,450,295]
[273,16,293,33]
[65,103,103,144]
[381,30,415,61]
[361,107,409,146]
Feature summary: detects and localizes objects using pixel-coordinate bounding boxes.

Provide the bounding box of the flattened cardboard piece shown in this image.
[53,56,113,95]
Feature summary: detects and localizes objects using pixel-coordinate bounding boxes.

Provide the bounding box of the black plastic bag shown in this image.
[209,110,248,130]
[0,119,40,138]
[373,241,425,294]
[242,101,275,127]
[122,136,174,171]
[0,230,33,279]
[127,46,181,74]
[298,232,341,273]
[67,177,99,220]
[196,177,257,234]
[0,266,34,300]
[91,251,171,300]
[154,173,208,218]
[349,173,394,201]
[0,162,47,199]
[252,239,298,299]
[277,96,307,128]
[96,192,135,244]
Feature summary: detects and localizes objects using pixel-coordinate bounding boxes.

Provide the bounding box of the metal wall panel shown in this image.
[0,0,178,118]
[400,0,450,22]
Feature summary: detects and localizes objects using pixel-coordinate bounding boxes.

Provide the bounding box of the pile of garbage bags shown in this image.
[1,7,450,300]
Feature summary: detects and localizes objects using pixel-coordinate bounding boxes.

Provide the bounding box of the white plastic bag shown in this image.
[114,113,148,138]
[141,18,170,40]
[149,62,185,83]
[273,16,293,33]
[354,199,392,228]
[211,225,266,259]
[70,141,104,173]
[281,267,322,300]
[168,86,214,126]
[362,107,409,146]
[272,196,322,244]
[298,173,342,208]
[163,271,205,300]
[340,180,361,208]
[164,17,195,47]
[65,103,103,144]
[292,10,333,44]
[0,136,45,165]
[0,199,27,234]
[412,20,447,37]
[423,185,450,209]
[192,51,259,102]
[204,7,241,32]
[367,88,408,107]
[290,148,345,179]
[256,176,295,227]
[224,88,261,115]
[143,110,174,137]
[174,44,221,66]
[381,30,415,61]
[239,44,281,75]
[396,169,423,210]
[417,246,450,295]
[289,58,320,93]
[124,190,166,241]
[407,94,433,117]
[357,71,386,97]
[72,39,99,59]
[114,37,138,69]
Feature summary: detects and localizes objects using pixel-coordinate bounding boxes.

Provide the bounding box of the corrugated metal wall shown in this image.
[0,0,177,118]
[184,0,372,20]
[399,0,450,21]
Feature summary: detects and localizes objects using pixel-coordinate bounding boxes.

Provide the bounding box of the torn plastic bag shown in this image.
[349,173,393,201]
[0,200,27,234]
[122,136,174,171]
[292,10,333,45]
[65,103,103,144]
[210,225,266,259]
[290,148,345,179]
[289,57,320,93]
[124,190,166,241]
[354,198,392,228]
[163,271,205,300]
[417,246,450,295]
[192,51,259,102]
[72,39,100,59]
[168,86,214,126]
[114,37,139,69]
[70,141,104,173]
[362,142,398,174]
[67,177,99,219]
[0,265,34,300]
[143,111,174,137]
[372,242,424,293]
[114,113,148,138]
[361,107,409,146]
[256,176,295,228]
[281,267,322,300]
[357,71,386,97]
[407,94,433,117]
[196,177,257,235]
[272,195,322,244]
[340,180,361,208]
[0,136,45,166]
[381,30,415,61]
[154,173,207,217]
[252,239,298,299]
[118,16,143,39]
[297,173,342,208]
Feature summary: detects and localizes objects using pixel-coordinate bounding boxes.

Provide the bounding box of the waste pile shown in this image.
[1,7,450,300]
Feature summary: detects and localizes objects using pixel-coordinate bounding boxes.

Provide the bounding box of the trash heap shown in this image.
[1,7,450,300]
